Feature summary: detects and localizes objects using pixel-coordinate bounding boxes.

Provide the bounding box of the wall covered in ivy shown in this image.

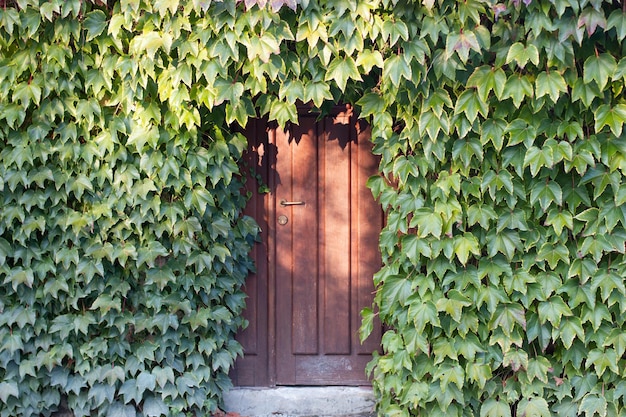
[1,0,626,416]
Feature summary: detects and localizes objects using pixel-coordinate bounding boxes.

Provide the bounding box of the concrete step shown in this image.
[222,386,377,417]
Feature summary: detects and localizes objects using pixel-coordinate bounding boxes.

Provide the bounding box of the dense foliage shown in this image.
[0,1,258,416]
[2,0,626,416]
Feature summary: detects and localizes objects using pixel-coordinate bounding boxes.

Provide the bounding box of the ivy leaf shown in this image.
[535,71,567,103]
[356,50,384,73]
[586,348,619,377]
[579,394,608,417]
[607,9,626,41]
[412,208,443,238]
[304,81,332,107]
[325,56,362,92]
[245,33,280,63]
[577,7,607,36]
[505,42,540,69]
[524,145,554,176]
[502,74,534,108]
[572,78,602,107]
[0,381,18,403]
[560,317,585,349]
[454,90,488,124]
[537,242,570,269]
[467,66,507,102]
[538,296,572,327]
[357,92,387,118]
[269,100,298,127]
[545,209,573,235]
[446,30,482,63]
[143,396,168,417]
[467,204,497,230]
[137,371,157,397]
[594,104,626,136]
[108,402,137,417]
[530,181,563,211]
[518,397,551,417]
[584,53,617,90]
[489,303,526,336]
[453,233,481,265]
[84,10,107,41]
[382,55,412,88]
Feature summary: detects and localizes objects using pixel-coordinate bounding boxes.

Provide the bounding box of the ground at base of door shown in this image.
[221,386,376,417]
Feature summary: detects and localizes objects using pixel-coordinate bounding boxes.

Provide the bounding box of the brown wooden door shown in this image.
[233,106,382,386]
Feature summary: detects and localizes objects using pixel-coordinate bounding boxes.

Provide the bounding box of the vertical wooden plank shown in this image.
[232,119,270,386]
[323,111,352,355]
[274,123,296,383]
[290,117,319,355]
[355,119,383,355]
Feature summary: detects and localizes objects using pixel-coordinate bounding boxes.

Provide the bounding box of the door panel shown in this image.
[232,106,382,386]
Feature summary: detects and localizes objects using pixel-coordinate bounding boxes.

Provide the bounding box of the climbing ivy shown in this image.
[0,1,258,416]
[2,0,626,416]
[360,1,626,417]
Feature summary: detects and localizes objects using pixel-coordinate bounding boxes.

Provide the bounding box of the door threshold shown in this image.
[222,386,376,417]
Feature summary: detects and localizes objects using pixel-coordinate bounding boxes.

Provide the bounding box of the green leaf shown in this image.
[467,204,497,230]
[583,53,617,90]
[137,371,157,396]
[84,10,107,41]
[530,181,563,211]
[0,381,18,403]
[545,209,573,235]
[454,90,488,124]
[502,75,534,108]
[356,50,384,73]
[453,233,481,265]
[524,145,554,176]
[486,230,521,261]
[607,9,626,41]
[505,42,540,69]
[579,394,608,417]
[535,71,567,103]
[269,100,298,127]
[325,55,362,92]
[572,78,602,107]
[245,33,280,63]
[381,275,414,306]
[559,317,585,349]
[594,104,626,136]
[586,348,619,377]
[578,7,607,36]
[412,208,443,238]
[143,396,168,417]
[489,303,526,336]
[357,92,387,118]
[518,397,551,417]
[108,402,137,417]
[537,242,570,269]
[90,294,122,314]
[304,81,332,107]
[538,296,572,327]
[383,55,412,87]
[446,30,482,63]
[408,300,440,333]
[467,66,507,102]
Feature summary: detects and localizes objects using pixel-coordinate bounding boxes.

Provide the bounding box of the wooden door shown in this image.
[232,106,382,386]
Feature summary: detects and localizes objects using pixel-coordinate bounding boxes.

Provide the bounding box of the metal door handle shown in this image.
[280,200,305,206]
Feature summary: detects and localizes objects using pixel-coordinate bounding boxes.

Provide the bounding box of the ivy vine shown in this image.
[1,0,626,417]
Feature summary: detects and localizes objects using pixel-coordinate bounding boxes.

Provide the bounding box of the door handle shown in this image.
[280,200,305,207]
